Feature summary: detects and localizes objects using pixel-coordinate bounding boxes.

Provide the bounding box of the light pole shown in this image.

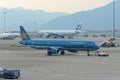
[112,0,115,38]
[4,12,7,32]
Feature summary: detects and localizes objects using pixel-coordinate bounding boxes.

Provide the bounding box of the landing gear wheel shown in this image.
[47,51,52,56]
[87,53,90,56]
[87,51,90,56]
[61,50,65,55]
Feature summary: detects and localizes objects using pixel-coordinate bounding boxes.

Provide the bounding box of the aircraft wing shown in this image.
[30,45,63,50]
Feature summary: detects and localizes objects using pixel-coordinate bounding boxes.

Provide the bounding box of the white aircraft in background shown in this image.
[0,31,20,40]
[38,25,86,38]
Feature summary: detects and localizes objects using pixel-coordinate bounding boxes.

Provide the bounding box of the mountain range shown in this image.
[44,0,120,30]
[0,0,119,31]
[0,7,67,31]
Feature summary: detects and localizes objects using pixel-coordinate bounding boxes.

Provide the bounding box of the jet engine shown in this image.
[47,47,59,55]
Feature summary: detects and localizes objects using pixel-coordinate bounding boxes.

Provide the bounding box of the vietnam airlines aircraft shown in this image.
[38,25,86,38]
[19,26,99,56]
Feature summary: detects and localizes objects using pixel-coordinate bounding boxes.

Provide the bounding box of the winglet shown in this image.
[20,26,31,40]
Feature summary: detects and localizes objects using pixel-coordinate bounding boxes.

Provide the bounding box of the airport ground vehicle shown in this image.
[100,37,120,47]
[0,67,20,79]
[95,50,109,57]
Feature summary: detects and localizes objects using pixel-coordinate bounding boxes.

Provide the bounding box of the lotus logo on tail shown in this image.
[21,32,26,39]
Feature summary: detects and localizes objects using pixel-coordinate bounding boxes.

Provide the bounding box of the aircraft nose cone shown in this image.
[96,45,100,50]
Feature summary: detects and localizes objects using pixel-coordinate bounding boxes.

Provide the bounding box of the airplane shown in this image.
[19,26,99,56]
[38,24,86,38]
[0,31,20,40]
[0,33,12,40]
[9,31,20,38]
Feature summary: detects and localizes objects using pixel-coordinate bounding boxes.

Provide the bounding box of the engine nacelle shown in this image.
[47,47,59,55]
[55,34,64,38]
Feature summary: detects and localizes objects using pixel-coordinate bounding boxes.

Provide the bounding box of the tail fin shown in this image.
[76,24,82,30]
[20,26,31,40]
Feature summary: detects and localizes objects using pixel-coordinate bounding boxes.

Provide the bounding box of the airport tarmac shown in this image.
[0,38,120,80]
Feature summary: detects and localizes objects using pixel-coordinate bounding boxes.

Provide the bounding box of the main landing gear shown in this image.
[60,50,65,55]
[87,51,90,56]
[47,50,65,56]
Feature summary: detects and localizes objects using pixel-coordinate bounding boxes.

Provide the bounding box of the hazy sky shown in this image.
[0,0,112,13]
